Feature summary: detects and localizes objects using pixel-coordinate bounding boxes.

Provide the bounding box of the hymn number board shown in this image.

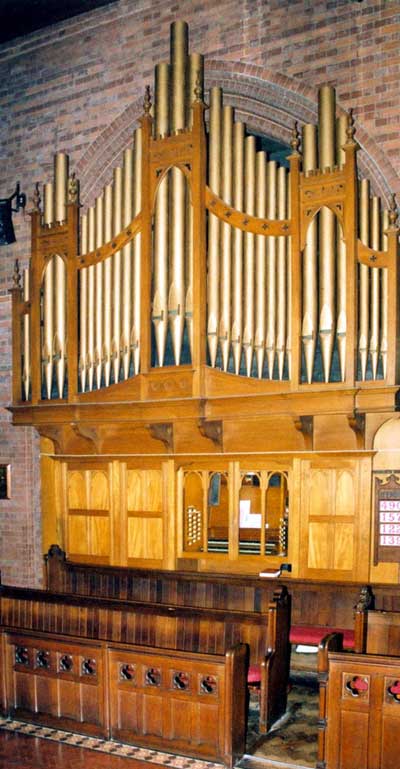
[374,473,400,564]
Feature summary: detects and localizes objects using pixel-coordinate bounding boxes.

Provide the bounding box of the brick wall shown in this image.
[0,0,398,585]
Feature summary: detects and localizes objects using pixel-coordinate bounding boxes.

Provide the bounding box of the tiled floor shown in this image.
[0,729,164,769]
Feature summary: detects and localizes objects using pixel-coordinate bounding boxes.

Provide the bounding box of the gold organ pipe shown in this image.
[370,196,380,379]
[43,257,54,399]
[302,124,318,383]
[276,166,287,380]
[219,105,233,372]
[112,166,122,384]
[207,87,222,367]
[381,209,389,378]
[23,269,30,400]
[185,54,203,356]
[170,21,188,133]
[336,115,348,380]
[79,214,88,393]
[87,206,96,391]
[54,152,68,224]
[95,194,104,389]
[286,172,292,379]
[169,21,188,364]
[318,85,336,382]
[122,148,133,379]
[103,184,113,387]
[153,63,170,366]
[266,161,277,379]
[187,52,204,127]
[132,127,142,375]
[231,121,244,374]
[243,135,256,376]
[43,183,54,227]
[54,254,66,397]
[359,178,370,380]
[255,151,267,378]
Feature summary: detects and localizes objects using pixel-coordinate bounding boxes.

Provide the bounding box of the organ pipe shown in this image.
[370,196,380,379]
[207,87,222,367]
[132,127,142,375]
[219,105,233,372]
[169,21,188,364]
[243,135,256,377]
[231,121,244,374]
[122,149,133,379]
[266,161,277,379]
[301,124,318,383]
[276,166,287,381]
[95,194,104,390]
[255,151,266,378]
[336,114,348,381]
[359,178,370,381]
[153,63,170,366]
[103,184,113,387]
[318,85,336,383]
[112,166,123,384]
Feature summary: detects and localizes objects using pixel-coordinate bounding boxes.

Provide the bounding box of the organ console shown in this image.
[8,21,400,588]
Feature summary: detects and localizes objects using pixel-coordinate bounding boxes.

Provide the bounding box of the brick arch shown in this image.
[76,60,398,210]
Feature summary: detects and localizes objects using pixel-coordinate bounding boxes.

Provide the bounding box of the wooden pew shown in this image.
[44,545,376,648]
[318,609,400,769]
[2,629,247,768]
[0,582,290,734]
[318,638,400,769]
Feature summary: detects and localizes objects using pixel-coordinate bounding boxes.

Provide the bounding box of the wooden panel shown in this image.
[127,517,163,560]
[66,466,111,562]
[107,644,247,765]
[333,523,354,570]
[68,515,89,555]
[89,471,109,510]
[322,652,400,769]
[88,516,110,556]
[300,458,370,580]
[335,469,355,517]
[308,522,330,569]
[67,471,87,508]
[5,632,106,737]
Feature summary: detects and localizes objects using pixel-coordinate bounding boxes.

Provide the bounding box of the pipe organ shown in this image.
[10,22,400,588]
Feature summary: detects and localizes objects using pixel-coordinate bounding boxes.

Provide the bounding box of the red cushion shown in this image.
[290,625,354,649]
[247,664,261,683]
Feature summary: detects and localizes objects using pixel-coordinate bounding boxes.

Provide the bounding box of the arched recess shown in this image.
[75,62,396,210]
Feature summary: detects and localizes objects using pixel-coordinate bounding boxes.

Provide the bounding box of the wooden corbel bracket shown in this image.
[198,418,223,449]
[347,412,365,449]
[70,423,101,452]
[37,425,65,454]
[293,415,313,450]
[147,422,174,452]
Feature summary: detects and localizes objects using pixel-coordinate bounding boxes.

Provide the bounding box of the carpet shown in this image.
[246,673,319,768]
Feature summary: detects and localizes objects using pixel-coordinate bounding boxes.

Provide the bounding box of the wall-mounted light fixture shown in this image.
[0,184,26,246]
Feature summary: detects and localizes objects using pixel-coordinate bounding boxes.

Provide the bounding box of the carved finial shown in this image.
[31,182,41,212]
[290,121,300,154]
[13,259,21,288]
[143,85,152,115]
[389,193,398,227]
[68,172,79,204]
[194,72,203,102]
[346,108,356,142]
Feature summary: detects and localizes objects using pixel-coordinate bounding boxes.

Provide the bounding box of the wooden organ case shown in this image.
[9,20,400,589]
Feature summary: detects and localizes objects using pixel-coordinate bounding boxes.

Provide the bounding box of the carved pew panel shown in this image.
[4,632,106,737]
[321,651,400,769]
[108,643,248,767]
